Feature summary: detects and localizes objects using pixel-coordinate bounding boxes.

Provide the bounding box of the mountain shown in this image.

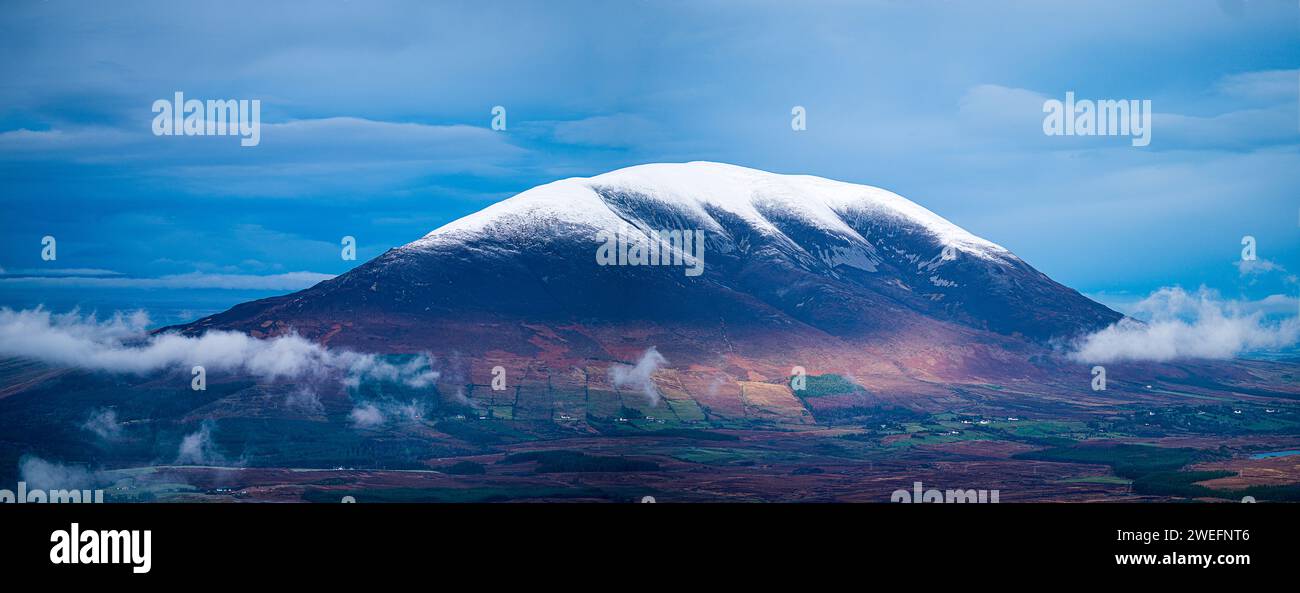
[173,162,1121,389]
[11,165,1299,503]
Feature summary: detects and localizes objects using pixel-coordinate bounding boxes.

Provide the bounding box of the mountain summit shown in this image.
[176,162,1120,381]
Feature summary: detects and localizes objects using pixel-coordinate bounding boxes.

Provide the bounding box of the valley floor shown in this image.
[3,357,1299,503]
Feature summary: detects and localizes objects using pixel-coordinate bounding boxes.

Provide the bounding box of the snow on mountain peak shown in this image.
[407,161,1011,261]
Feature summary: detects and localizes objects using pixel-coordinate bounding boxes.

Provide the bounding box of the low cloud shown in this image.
[1070,287,1300,363]
[705,374,729,397]
[0,307,440,388]
[349,399,424,429]
[349,403,385,428]
[82,408,124,441]
[285,387,324,414]
[1237,259,1295,288]
[176,420,225,465]
[343,355,438,389]
[610,347,667,407]
[1237,258,1284,276]
[19,456,104,490]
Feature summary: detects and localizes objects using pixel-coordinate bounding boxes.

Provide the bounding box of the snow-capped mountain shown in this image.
[175,162,1120,373]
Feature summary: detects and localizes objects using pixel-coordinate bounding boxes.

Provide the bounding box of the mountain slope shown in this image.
[174,162,1121,374]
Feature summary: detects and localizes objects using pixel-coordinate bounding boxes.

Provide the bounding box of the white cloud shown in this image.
[1251,294,1300,315]
[348,399,425,429]
[342,355,438,389]
[0,308,440,388]
[82,408,124,441]
[19,456,103,490]
[285,387,324,414]
[349,403,385,428]
[1237,258,1290,279]
[1070,286,1300,363]
[609,346,667,407]
[176,421,225,465]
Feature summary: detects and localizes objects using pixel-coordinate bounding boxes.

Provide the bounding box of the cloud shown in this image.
[82,408,124,441]
[0,116,530,200]
[609,346,667,407]
[348,399,425,429]
[1251,294,1300,316]
[0,117,524,162]
[0,126,137,153]
[0,268,122,277]
[19,456,103,490]
[1153,107,1299,151]
[1069,286,1300,363]
[349,403,385,428]
[549,114,663,148]
[0,307,440,388]
[706,374,729,397]
[0,271,333,290]
[258,118,524,162]
[1237,258,1283,276]
[285,387,324,414]
[957,84,1050,133]
[176,420,225,465]
[1214,69,1300,103]
[342,355,438,389]
[957,72,1300,152]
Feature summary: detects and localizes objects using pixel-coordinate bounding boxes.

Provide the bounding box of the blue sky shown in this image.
[1,0,1298,322]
